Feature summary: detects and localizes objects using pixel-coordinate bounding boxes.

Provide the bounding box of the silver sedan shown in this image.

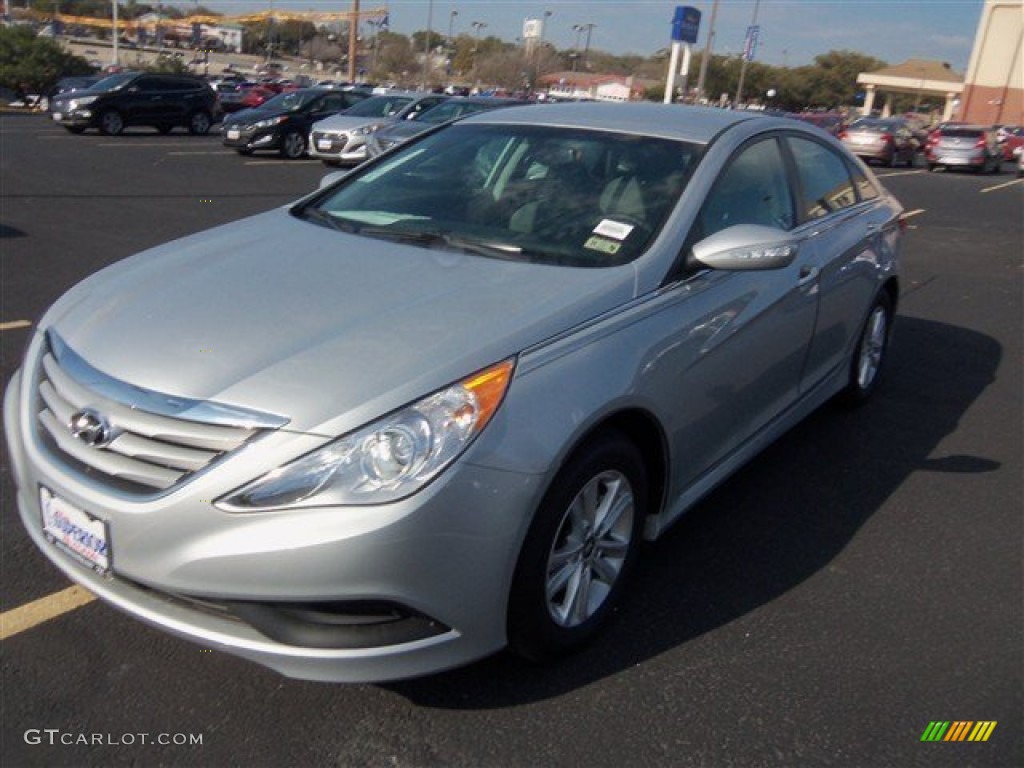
[4,103,903,682]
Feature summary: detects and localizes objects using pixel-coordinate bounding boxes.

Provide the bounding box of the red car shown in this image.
[239,86,277,111]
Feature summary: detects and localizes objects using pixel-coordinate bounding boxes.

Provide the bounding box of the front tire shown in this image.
[507,432,647,662]
[98,110,124,136]
[280,131,306,159]
[840,291,893,407]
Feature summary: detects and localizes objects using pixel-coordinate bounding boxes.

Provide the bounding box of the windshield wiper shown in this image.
[299,208,357,233]
[356,226,535,261]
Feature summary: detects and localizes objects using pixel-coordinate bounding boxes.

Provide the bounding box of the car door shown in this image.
[783,135,894,392]
[659,135,820,489]
[122,75,162,124]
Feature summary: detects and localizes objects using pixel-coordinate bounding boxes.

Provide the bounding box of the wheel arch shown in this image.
[546,407,669,539]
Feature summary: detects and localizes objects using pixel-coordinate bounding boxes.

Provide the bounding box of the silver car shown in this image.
[307,92,449,166]
[5,104,903,682]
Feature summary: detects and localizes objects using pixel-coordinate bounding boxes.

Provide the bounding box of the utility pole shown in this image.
[734,0,761,107]
[695,0,718,102]
[422,0,434,88]
[347,0,359,82]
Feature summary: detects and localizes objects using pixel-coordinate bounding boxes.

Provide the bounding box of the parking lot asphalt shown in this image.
[1,112,1021,767]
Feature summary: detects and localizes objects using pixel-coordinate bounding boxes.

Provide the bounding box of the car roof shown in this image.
[460,102,763,145]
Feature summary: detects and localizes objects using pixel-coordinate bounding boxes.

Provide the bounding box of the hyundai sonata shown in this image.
[5,103,903,682]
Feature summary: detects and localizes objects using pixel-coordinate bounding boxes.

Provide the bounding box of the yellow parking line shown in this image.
[0,586,96,641]
[0,320,32,331]
[981,177,1024,193]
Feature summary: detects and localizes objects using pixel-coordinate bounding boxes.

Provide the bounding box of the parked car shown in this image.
[4,103,903,683]
[366,96,530,158]
[925,125,1003,173]
[839,117,917,167]
[46,75,102,109]
[49,71,220,135]
[236,85,277,111]
[307,92,450,166]
[996,125,1024,160]
[221,88,368,159]
[791,111,845,136]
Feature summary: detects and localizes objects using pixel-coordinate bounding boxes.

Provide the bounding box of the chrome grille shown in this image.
[35,331,287,494]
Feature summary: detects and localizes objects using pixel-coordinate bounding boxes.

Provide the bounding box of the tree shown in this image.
[0,26,94,102]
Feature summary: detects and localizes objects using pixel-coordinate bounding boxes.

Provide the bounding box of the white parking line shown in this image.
[0,320,32,331]
[168,151,231,156]
[0,586,96,641]
[980,177,1024,193]
[875,169,926,178]
[902,208,926,219]
[96,142,214,148]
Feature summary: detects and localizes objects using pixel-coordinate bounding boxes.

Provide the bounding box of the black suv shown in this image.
[50,72,220,136]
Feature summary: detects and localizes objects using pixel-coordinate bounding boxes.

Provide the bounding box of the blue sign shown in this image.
[743,25,760,61]
[672,6,701,44]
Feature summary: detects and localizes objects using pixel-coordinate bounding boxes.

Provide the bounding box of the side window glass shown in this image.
[847,161,879,202]
[699,138,793,239]
[788,136,858,220]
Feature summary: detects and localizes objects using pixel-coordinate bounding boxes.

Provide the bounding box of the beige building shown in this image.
[959,0,1023,125]
[857,59,964,120]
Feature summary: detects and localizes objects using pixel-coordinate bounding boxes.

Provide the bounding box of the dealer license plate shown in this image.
[227,129,241,140]
[317,139,333,151]
[40,486,110,575]
[52,113,62,121]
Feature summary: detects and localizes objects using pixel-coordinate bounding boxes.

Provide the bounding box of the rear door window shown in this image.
[786,136,858,220]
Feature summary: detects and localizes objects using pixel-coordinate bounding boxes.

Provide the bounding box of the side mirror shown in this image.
[318,170,349,189]
[691,224,798,271]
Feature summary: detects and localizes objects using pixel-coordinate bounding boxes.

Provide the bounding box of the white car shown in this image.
[308,92,448,166]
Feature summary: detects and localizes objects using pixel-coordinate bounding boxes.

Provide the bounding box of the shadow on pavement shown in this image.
[386,315,1001,708]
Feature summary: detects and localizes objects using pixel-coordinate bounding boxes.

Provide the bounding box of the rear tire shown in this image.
[188,110,212,136]
[840,291,893,407]
[507,431,647,662]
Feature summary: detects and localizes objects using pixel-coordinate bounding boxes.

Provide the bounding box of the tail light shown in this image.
[838,130,848,140]
[975,136,987,148]
[881,133,894,145]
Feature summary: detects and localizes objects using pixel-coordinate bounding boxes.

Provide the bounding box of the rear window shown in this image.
[941,128,984,138]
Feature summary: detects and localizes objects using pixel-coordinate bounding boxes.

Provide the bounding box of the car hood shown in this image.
[313,114,395,133]
[226,106,292,124]
[41,209,636,435]
[376,120,431,141]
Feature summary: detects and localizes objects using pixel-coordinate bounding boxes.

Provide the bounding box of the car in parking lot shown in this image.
[365,96,530,158]
[307,92,449,166]
[839,117,918,167]
[49,71,220,136]
[4,103,903,683]
[925,124,1003,173]
[221,88,369,158]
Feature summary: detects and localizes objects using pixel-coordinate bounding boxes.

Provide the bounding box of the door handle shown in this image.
[798,266,820,287]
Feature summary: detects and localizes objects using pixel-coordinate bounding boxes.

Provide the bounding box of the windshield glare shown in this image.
[262,90,317,111]
[302,124,699,267]
[91,73,136,92]
[344,96,415,117]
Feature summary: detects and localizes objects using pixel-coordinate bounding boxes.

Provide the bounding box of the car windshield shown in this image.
[261,90,320,112]
[343,96,416,117]
[941,128,984,138]
[298,123,699,268]
[90,73,137,92]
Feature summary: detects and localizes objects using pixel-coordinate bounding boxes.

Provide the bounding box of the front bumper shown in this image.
[5,364,544,682]
[221,125,280,151]
[50,109,93,128]
[308,131,368,165]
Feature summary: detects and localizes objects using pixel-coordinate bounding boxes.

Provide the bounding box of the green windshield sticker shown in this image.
[584,236,622,255]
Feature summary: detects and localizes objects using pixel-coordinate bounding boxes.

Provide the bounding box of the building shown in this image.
[959,0,1022,125]
[856,59,964,121]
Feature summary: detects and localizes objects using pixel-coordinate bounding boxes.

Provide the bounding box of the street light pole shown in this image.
[347,0,359,82]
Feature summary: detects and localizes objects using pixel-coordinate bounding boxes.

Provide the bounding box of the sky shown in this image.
[206,0,987,73]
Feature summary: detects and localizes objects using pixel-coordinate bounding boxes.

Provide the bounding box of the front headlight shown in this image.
[352,123,383,137]
[253,115,288,129]
[69,95,97,110]
[217,359,515,511]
